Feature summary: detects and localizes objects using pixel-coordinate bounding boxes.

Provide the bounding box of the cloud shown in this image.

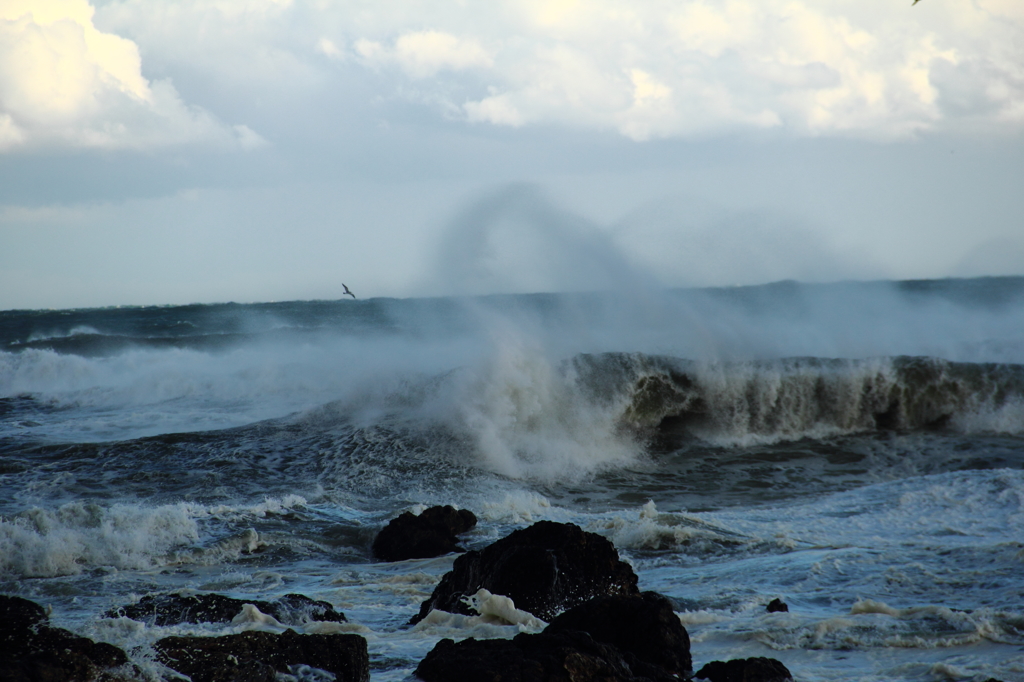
[334,0,1023,140]
[450,0,975,139]
[0,0,262,152]
[395,31,493,77]
[317,38,344,60]
[356,31,493,78]
[59,0,1024,144]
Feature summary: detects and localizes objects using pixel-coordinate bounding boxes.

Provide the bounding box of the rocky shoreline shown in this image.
[3,506,985,682]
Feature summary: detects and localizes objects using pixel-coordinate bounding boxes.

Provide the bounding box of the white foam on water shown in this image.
[0,495,320,578]
[231,603,285,628]
[618,468,1024,681]
[676,610,732,626]
[0,501,200,578]
[198,495,310,521]
[464,589,548,630]
[589,500,758,552]
[704,468,1024,548]
[222,602,372,636]
[413,589,547,640]
[478,492,554,524]
[15,477,1024,682]
[743,604,1024,651]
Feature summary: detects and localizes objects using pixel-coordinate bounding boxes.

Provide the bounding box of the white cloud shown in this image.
[0,0,260,152]
[493,0,968,138]
[73,0,1024,142]
[355,31,492,78]
[340,0,1021,139]
[465,94,526,127]
[233,124,268,150]
[395,31,493,77]
[317,37,343,60]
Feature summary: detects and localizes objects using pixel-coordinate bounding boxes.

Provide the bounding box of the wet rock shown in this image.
[154,629,369,682]
[107,592,345,626]
[372,505,477,562]
[695,657,793,682]
[546,591,692,679]
[766,598,789,613]
[0,594,134,682]
[415,630,672,682]
[0,594,48,633]
[412,521,639,624]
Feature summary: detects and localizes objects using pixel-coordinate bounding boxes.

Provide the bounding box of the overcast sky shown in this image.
[1,0,1022,309]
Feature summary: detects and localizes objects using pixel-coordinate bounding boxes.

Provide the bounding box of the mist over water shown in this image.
[426,185,659,298]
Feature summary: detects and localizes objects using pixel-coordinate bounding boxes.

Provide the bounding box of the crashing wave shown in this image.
[569,353,1024,445]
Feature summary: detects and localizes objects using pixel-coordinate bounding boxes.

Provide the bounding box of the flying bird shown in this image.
[342,283,356,299]
[912,0,920,4]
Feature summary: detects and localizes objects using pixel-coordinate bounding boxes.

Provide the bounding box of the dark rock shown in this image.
[0,594,48,634]
[372,505,477,562]
[546,591,692,679]
[695,657,793,682]
[766,598,788,613]
[0,594,134,682]
[154,629,369,682]
[415,629,673,682]
[270,593,347,623]
[412,521,638,624]
[107,591,345,626]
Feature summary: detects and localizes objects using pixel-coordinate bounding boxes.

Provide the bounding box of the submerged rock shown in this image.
[412,520,638,624]
[695,657,793,682]
[107,591,345,626]
[372,505,477,562]
[154,629,369,682]
[766,598,789,613]
[1,594,135,682]
[416,591,690,682]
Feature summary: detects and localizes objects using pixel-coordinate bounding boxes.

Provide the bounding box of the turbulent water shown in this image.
[2,277,1024,681]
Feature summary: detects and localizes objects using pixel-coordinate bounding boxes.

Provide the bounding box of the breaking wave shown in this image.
[574,353,1024,446]
[317,351,1024,484]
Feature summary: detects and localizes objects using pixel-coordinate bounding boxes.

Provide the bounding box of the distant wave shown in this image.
[6,331,255,356]
[574,353,1024,445]
[25,325,102,342]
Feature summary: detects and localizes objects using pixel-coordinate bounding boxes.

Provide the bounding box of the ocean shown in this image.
[2,277,1023,681]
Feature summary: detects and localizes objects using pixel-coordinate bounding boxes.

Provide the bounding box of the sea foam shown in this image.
[0,501,200,578]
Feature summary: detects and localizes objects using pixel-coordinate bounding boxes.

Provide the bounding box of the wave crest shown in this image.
[574,353,1024,446]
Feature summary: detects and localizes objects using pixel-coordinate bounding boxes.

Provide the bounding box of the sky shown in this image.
[1,0,1022,310]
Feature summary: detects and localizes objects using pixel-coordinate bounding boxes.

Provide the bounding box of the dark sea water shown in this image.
[2,278,1024,681]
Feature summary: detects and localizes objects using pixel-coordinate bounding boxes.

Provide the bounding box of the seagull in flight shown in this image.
[342,283,356,299]
[912,0,920,4]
